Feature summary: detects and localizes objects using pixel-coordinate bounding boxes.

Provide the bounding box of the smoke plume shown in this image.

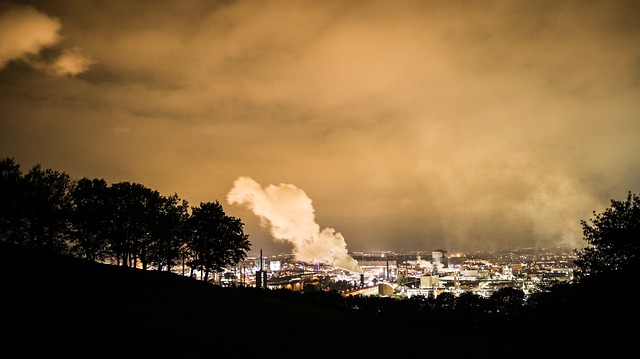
[227,176,361,273]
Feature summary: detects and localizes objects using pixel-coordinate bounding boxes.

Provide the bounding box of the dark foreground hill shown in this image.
[1,241,637,357]
[0,242,436,356]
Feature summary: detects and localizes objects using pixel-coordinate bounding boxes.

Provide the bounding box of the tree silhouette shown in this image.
[69,177,111,261]
[0,157,25,244]
[1,158,254,284]
[490,286,525,319]
[20,164,75,253]
[147,193,189,271]
[453,291,490,330]
[186,201,250,282]
[574,191,640,280]
[108,182,161,268]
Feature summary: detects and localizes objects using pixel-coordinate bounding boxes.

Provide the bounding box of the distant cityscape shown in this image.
[213,247,577,298]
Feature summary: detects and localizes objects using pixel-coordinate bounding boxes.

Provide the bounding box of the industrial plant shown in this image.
[215,247,577,298]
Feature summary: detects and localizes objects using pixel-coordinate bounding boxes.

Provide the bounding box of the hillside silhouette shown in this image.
[1,241,637,357]
[0,241,437,356]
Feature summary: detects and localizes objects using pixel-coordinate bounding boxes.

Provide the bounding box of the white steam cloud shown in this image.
[227,176,362,273]
[0,3,93,75]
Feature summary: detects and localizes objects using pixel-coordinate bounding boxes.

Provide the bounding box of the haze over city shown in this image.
[1,0,639,258]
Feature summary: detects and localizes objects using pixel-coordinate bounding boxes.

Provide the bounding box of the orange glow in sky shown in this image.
[1,0,639,255]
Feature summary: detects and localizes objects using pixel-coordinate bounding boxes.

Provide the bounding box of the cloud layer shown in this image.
[1,0,639,255]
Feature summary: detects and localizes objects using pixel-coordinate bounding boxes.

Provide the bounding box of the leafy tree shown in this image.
[0,157,26,244]
[454,291,490,330]
[455,291,487,312]
[490,286,524,318]
[20,164,75,253]
[69,177,111,261]
[108,181,159,268]
[134,188,165,270]
[0,158,257,282]
[147,193,189,271]
[574,191,640,280]
[434,291,455,311]
[186,201,250,282]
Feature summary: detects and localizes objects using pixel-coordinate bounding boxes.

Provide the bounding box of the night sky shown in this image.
[2,1,639,261]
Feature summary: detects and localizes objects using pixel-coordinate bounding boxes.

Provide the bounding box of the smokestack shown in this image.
[256,249,266,289]
[386,257,389,282]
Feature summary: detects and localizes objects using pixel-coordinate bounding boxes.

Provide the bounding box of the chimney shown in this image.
[255,249,267,289]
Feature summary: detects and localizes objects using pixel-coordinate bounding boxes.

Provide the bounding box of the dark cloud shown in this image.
[1,0,639,255]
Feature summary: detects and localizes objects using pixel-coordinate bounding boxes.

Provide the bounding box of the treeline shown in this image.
[2,156,638,353]
[0,157,251,281]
